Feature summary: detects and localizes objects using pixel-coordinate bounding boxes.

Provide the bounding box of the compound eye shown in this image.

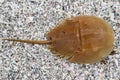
[46,36,52,40]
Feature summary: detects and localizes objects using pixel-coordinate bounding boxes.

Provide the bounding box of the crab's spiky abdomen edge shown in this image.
[47,16,114,64]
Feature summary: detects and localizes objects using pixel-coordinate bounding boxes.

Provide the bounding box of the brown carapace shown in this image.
[3,16,115,64]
